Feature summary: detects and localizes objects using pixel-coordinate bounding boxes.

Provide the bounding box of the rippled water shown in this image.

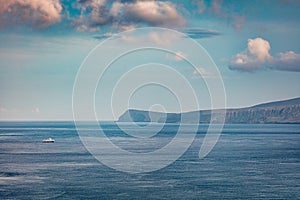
[0,122,299,199]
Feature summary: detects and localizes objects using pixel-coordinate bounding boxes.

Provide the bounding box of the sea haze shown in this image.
[0,122,299,199]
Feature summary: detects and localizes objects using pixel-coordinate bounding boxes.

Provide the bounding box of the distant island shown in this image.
[118,97,300,124]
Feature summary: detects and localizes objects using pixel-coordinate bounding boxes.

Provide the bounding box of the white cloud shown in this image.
[111,0,186,28]
[229,37,300,72]
[270,51,300,72]
[0,0,62,29]
[74,0,186,31]
[110,1,122,17]
[247,38,271,62]
[73,0,110,32]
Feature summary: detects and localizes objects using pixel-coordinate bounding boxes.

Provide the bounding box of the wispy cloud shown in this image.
[148,31,181,46]
[193,67,209,75]
[229,37,300,72]
[192,67,218,79]
[193,0,245,30]
[0,107,8,112]
[93,27,221,42]
[93,32,119,40]
[192,0,206,14]
[0,107,18,114]
[183,28,220,39]
[166,51,187,61]
[31,107,40,113]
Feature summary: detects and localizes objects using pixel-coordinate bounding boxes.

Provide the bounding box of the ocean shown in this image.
[0,122,299,199]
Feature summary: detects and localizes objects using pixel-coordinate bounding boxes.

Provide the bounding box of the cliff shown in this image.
[118,97,300,124]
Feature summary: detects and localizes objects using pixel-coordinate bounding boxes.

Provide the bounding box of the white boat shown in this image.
[42,138,55,143]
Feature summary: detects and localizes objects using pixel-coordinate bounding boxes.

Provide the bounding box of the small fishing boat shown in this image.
[42,138,55,143]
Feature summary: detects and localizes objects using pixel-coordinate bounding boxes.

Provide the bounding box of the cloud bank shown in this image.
[0,0,62,29]
[0,0,185,31]
[229,38,300,72]
[0,0,298,37]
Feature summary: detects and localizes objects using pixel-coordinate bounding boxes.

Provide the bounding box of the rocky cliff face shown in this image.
[118,97,300,124]
[225,104,300,123]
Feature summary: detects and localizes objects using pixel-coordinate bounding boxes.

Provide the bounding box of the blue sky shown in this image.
[0,0,300,120]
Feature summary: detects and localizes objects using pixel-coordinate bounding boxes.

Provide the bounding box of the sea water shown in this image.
[0,122,299,199]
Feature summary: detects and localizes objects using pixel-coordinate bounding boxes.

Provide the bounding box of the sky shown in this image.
[0,0,300,120]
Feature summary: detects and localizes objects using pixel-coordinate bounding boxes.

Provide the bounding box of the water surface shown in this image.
[0,122,299,199]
